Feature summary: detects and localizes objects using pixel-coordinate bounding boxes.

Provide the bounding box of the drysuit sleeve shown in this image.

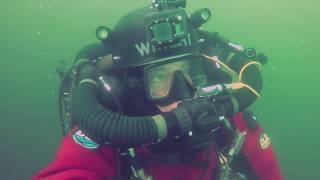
[199,31,263,116]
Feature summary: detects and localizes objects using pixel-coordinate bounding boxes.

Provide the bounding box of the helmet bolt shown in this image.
[198,39,205,43]
[113,56,121,63]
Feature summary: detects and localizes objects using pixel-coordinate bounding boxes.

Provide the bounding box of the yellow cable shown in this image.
[202,54,261,98]
[230,82,261,97]
[242,83,261,97]
[202,54,236,74]
[239,61,262,81]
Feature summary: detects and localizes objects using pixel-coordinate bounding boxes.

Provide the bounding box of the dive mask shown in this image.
[144,54,218,105]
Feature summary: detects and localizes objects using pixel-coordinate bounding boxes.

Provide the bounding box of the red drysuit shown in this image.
[33,112,282,180]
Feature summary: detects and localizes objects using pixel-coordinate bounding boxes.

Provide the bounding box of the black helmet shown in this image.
[102,4,214,106]
[110,6,200,70]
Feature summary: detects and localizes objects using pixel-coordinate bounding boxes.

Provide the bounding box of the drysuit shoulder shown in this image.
[74,42,111,62]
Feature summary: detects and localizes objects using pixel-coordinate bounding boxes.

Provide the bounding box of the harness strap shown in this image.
[140,152,210,168]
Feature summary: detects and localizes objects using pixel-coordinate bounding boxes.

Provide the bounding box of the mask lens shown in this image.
[144,55,215,101]
[146,60,191,99]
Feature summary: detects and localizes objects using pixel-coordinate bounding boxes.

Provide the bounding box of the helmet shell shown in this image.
[110,6,200,69]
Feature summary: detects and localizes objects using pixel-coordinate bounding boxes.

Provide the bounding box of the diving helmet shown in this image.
[102,2,213,105]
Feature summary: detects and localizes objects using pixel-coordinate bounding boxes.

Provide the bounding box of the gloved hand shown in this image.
[161,99,226,138]
[178,99,225,133]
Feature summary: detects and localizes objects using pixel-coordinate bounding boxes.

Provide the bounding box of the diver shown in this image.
[34,0,282,179]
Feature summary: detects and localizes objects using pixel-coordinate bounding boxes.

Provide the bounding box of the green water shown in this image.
[1,0,319,179]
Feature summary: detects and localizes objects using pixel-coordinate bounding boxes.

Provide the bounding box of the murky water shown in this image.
[1,0,319,179]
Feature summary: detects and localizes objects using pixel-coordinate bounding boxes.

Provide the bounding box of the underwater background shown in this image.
[0,0,319,179]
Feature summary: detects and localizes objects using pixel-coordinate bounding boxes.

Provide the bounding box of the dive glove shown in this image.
[161,99,226,138]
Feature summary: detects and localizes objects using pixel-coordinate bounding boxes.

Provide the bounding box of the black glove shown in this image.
[178,99,226,133]
[149,100,226,153]
[161,99,226,138]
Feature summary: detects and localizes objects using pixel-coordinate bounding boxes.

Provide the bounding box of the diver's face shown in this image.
[147,61,191,98]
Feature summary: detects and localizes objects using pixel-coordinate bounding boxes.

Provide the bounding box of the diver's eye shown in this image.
[151,73,167,83]
[152,76,162,83]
